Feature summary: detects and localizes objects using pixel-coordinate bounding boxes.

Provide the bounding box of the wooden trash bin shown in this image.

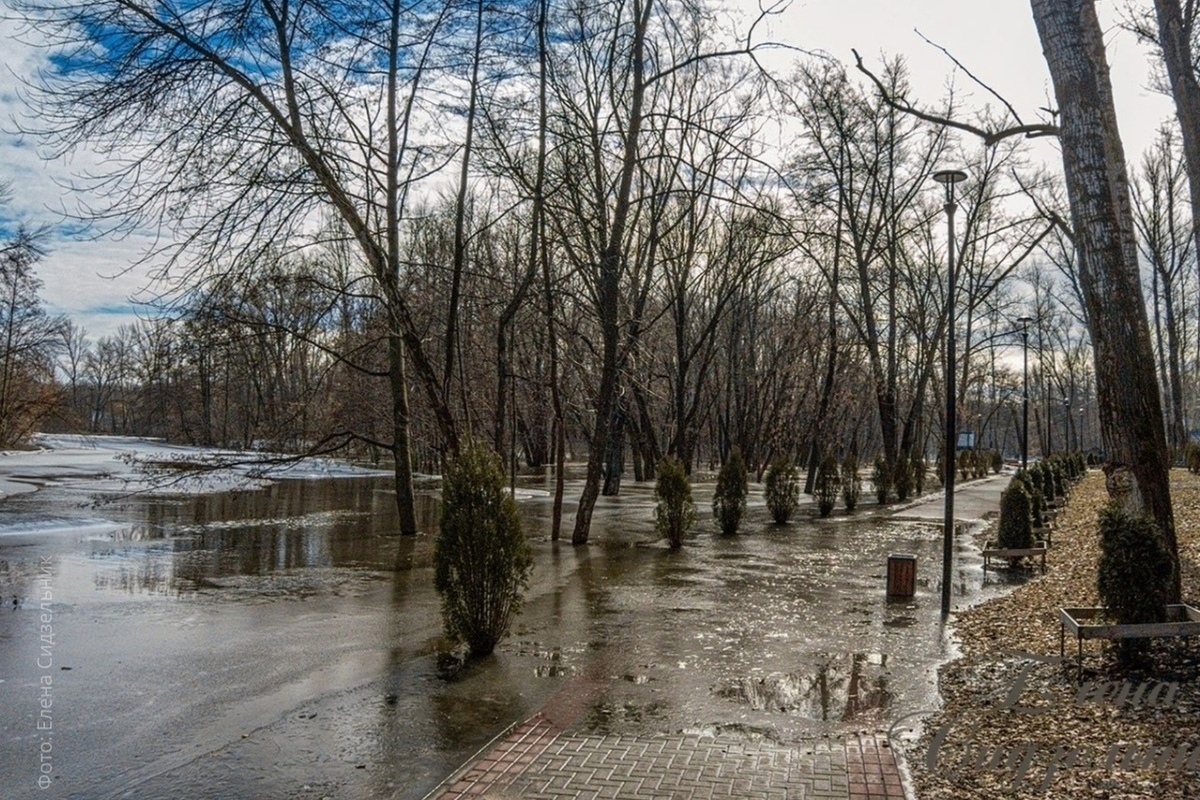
[886,553,917,598]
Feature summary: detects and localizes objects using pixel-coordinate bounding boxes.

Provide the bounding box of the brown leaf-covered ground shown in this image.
[906,468,1200,799]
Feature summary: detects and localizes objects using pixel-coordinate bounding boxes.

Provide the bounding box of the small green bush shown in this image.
[997,479,1033,551]
[1186,442,1200,475]
[911,454,927,495]
[990,449,1004,474]
[893,457,913,501]
[957,450,971,481]
[815,454,840,517]
[1038,463,1057,502]
[841,455,862,512]
[1052,461,1067,497]
[872,456,891,504]
[656,457,697,549]
[435,440,533,658]
[712,448,749,535]
[1097,502,1176,664]
[1063,453,1081,481]
[1015,469,1045,529]
[765,459,799,524]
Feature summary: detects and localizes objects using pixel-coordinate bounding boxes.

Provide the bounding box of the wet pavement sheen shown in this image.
[0,470,1012,799]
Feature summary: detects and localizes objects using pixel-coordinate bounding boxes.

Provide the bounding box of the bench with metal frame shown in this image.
[1059,604,1200,669]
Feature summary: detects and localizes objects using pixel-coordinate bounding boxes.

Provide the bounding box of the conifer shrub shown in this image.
[1015,469,1046,529]
[712,448,749,535]
[1026,463,1049,503]
[656,457,697,549]
[990,449,1004,474]
[1065,453,1084,479]
[893,456,913,501]
[1065,453,1082,481]
[1038,462,1057,502]
[841,455,862,512]
[815,454,840,518]
[957,450,970,481]
[1097,502,1176,664]
[872,456,891,504]
[997,479,1033,551]
[435,440,533,658]
[765,459,800,524]
[1052,460,1067,497]
[1187,442,1200,475]
[911,454,927,495]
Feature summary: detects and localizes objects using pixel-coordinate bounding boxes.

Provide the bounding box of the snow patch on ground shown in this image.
[0,434,391,502]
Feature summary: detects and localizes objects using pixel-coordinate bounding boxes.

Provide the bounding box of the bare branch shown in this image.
[852,49,1059,146]
[914,29,1026,126]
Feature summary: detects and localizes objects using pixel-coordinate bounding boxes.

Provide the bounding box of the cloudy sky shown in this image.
[0,1,1177,339]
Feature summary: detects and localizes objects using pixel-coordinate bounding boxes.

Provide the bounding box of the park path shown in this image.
[424,474,1010,800]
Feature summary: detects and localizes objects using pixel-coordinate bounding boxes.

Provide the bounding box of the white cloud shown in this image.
[770,0,1172,164]
[0,0,1182,343]
[1,10,170,338]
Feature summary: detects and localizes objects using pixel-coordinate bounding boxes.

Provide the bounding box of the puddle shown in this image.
[717,652,892,722]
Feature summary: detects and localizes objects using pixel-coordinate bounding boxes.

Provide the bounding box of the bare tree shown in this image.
[0,227,65,446]
[1031,0,1179,597]
[1132,126,1194,458]
[15,0,484,533]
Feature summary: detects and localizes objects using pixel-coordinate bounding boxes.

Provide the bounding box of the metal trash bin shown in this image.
[887,553,917,598]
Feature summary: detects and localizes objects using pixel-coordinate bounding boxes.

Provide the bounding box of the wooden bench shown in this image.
[1059,604,1200,669]
[982,540,1047,573]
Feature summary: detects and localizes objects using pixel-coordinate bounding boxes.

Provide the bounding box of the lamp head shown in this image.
[932,169,968,185]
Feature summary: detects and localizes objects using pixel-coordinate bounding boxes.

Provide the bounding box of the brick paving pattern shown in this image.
[429,726,908,800]
[845,734,906,800]
[435,714,560,800]
[500,733,846,799]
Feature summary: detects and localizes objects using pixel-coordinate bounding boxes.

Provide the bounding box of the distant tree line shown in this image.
[5,0,1198,552]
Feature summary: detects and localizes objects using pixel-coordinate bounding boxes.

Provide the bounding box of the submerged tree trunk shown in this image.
[385,0,418,536]
[388,331,419,536]
[1031,0,1180,599]
[570,0,652,545]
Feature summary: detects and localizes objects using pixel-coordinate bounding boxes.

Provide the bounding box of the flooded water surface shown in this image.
[0,472,1009,799]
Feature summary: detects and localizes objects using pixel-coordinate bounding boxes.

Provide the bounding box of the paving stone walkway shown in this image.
[429,721,906,800]
[422,476,1006,800]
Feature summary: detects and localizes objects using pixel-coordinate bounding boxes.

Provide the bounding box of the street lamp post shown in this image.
[1018,316,1033,469]
[1079,405,1085,454]
[1047,395,1054,456]
[1062,396,1070,453]
[934,168,966,617]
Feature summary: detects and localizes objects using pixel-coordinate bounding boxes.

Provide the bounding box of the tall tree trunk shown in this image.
[806,191,844,495]
[532,0,563,539]
[1163,288,1187,457]
[1151,0,1198,462]
[446,0,485,425]
[388,330,419,536]
[1031,0,1180,598]
[1153,0,1200,280]
[386,0,418,535]
[571,0,652,544]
